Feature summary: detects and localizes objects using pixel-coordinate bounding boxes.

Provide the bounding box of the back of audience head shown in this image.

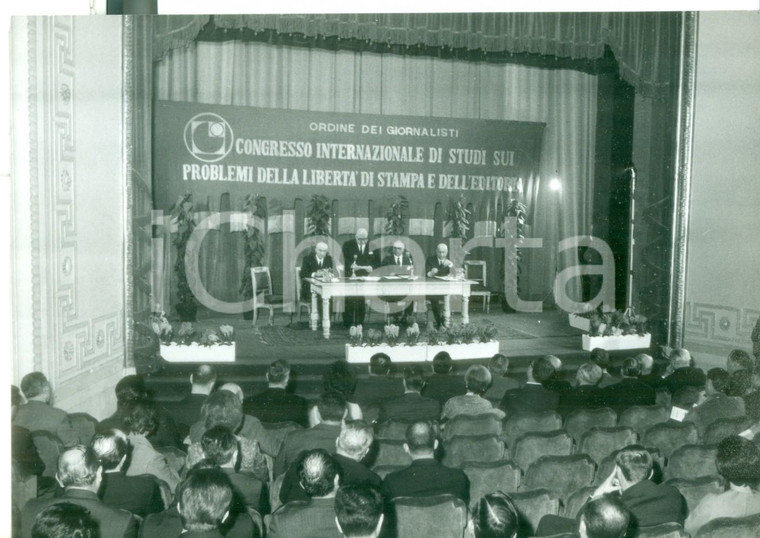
[202,389,243,432]
[579,496,630,538]
[191,364,218,390]
[727,369,753,397]
[218,382,244,402]
[335,484,384,538]
[576,363,603,386]
[57,446,101,490]
[402,365,426,393]
[121,400,158,437]
[727,349,754,374]
[546,355,563,372]
[614,445,653,486]
[669,348,692,369]
[324,360,358,399]
[529,357,555,384]
[177,467,233,532]
[635,353,654,375]
[21,372,51,402]
[267,359,291,387]
[201,425,239,467]
[432,352,454,374]
[369,353,392,376]
[590,348,610,370]
[621,357,641,378]
[114,375,148,407]
[706,368,731,395]
[465,365,492,395]
[318,391,347,423]
[31,503,98,538]
[336,419,373,461]
[471,491,519,538]
[488,354,509,377]
[404,421,437,457]
[91,429,129,471]
[296,449,340,498]
[715,435,760,489]
[11,384,24,413]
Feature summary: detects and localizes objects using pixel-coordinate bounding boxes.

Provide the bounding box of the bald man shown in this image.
[300,241,334,300]
[425,243,455,327]
[342,228,380,327]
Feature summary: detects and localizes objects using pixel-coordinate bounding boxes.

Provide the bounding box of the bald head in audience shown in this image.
[336,419,374,462]
[576,363,603,386]
[190,364,217,395]
[56,446,102,493]
[579,496,630,538]
[635,354,654,375]
[403,421,437,460]
[297,449,340,499]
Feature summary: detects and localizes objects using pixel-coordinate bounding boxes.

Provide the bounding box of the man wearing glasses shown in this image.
[342,228,379,327]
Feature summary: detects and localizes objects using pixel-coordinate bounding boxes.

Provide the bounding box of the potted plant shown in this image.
[581,309,651,351]
[499,197,527,312]
[170,194,198,321]
[306,194,332,237]
[239,194,267,320]
[446,193,471,239]
[157,318,236,363]
[425,322,500,361]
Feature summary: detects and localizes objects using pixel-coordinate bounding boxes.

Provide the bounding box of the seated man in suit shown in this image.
[601,358,656,414]
[482,354,520,402]
[635,353,668,390]
[684,367,746,436]
[335,484,385,538]
[300,241,334,301]
[425,243,455,328]
[578,496,631,538]
[243,359,309,427]
[14,372,78,447]
[727,349,755,374]
[380,240,415,324]
[500,356,560,415]
[664,348,706,394]
[378,366,440,424]
[543,355,573,393]
[21,446,139,537]
[353,353,404,412]
[11,385,44,479]
[590,348,618,388]
[422,352,467,406]
[268,449,343,537]
[382,421,470,504]
[342,228,380,327]
[558,362,605,417]
[91,428,164,517]
[31,503,98,538]
[165,364,217,437]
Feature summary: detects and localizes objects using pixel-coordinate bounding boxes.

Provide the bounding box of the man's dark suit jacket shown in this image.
[557,385,606,417]
[220,467,265,512]
[268,497,342,538]
[98,406,183,449]
[354,376,405,409]
[622,479,687,527]
[381,253,413,269]
[665,366,707,394]
[299,253,334,299]
[274,422,342,477]
[500,383,560,415]
[140,504,257,538]
[342,239,379,277]
[638,373,668,390]
[601,378,657,414]
[424,255,453,277]
[13,400,79,446]
[243,387,309,427]
[543,376,573,394]
[100,471,164,517]
[382,458,470,504]
[22,488,138,538]
[164,393,208,435]
[378,392,441,423]
[280,452,382,504]
[12,425,44,477]
[422,374,467,406]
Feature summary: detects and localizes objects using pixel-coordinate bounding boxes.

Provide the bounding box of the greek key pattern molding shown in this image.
[684,301,760,346]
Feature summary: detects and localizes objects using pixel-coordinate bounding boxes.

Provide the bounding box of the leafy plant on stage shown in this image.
[588,309,648,337]
[405,323,421,346]
[239,194,267,310]
[460,324,478,344]
[218,325,235,345]
[497,194,528,310]
[349,325,364,346]
[445,324,463,345]
[171,194,198,321]
[425,326,447,346]
[476,323,498,343]
[150,309,173,345]
[306,194,332,237]
[176,322,196,345]
[384,195,409,235]
[365,328,383,347]
[384,324,400,346]
[446,194,471,238]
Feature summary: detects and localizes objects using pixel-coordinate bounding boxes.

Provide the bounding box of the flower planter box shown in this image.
[581,334,651,351]
[426,342,500,361]
[568,314,606,333]
[160,343,236,363]
[345,341,500,364]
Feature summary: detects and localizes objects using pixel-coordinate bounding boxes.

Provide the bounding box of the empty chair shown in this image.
[664,445,718,480]
[701,416,751,446]
[512,430,573,471]
[562,485,596,518]
[441,413,502,441]
[251,266,293,325]
[295,266,311,321]
[442,434,506,468]
[504,410,562,448]
[664,476,725,513]
[373,439,412,468]
[564,407,617,444]
[637,522,689,538]
[578,426,638,464]
[643,422,699,458]
[694,512,760,538]
[521,454,596,502]
[394,494,468,538]
[463,461,522,501]
[510,489,560,536]
[464,260,491,312]
[618,405,669,437]
[377,419,416,441]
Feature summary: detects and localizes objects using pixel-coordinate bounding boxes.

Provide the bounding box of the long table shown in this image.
[307,277,474,338]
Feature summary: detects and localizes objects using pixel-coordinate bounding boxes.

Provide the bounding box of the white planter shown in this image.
[426,341,500,361]
[345,344,426,364]
[568,314,606,334]
[581,334,651,351]
[160,343,236,363]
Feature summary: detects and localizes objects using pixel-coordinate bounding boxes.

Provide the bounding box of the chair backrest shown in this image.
[643,421,699,458]
[664,444,718,480]
[251,266,272,295]
[504,410,563,447]
[262,421,302,453]
[377,419,415,441]
[394,494,468,538]
[578,426,638,464]
[155,445,187,474]
[66,412,98,445]
[564,407,618,443]
[441,434,506,468]
[11,461,38,512]
[245,507,264,538]
[701,416,751,446]
[30,430,65,478]
[372,465,406,479]
[512,430,573,471]
[462,460,522,500]
[373,439,412,468]
[269,473,285,513]
[694,512,760,538]
[464,260,487,286]
[441,413,503,441]
[618,405,669,437]
[637,522,689,538]
[562,485,596,518]
[521,454,596,501]
[510,489,560,536]
[295,266,305,303]
[664,475,725,512]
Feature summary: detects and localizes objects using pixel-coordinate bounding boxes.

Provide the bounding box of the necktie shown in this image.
[318,259,322,268]
[397,257,401,266]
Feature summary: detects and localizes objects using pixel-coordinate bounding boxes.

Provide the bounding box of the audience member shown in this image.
[664,348,706,394]
[243,359,309,427]
[600,357,656,414]
[30,503,98,538]
[121,400,181,492]
[590,348,617,388]
[382,421,469,504]
[21,446,138,537]
[425,243,455,328]
[469,491,519,538]
[635,353,667,390]
[312,360,362,424]
[558,363,605,416]
[378,366,440,423]
[14,372,78,446]
[90,428,164,517]
[218,382,245,402]
[12,385,44,478]
[441,365,505,421]
[482,354,520,402]
[542,355,573,393]
[342,228,380,327]
[500,356,560,415]
[684,368,745,436]
[275,391,346,477]
[685,435,760,534]
[352,353,404,410]
[165,364,217,434]
[268,450,343,537]
[727,368,753,397]
[727,349,754,374]
[334,484,384,538]
[422,352,467,405]
[578,496,631,538]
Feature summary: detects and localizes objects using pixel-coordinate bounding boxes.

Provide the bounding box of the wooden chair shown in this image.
[664,475,724,513]
[441,413,503,441]
[295,266,311,321]
[643,421,698,458]
[578,426,638,464]
[617,405,669,438]
[564,407,618,444]
[464,260,491,313]
[504,410,563,448]
[510,489,560,536]
[694,512,760,537]
[251,266,293,326]
[664,444,718,480]
[463,460,522,500]
[394,494,468,538]
[441,434,506,468]
[512,430,573,472]
[520,454,596,502]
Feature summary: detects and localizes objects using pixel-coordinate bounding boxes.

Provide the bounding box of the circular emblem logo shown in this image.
[183,113,234,163]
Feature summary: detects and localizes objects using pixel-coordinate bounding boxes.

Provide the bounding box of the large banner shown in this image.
[153,101,545,209]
